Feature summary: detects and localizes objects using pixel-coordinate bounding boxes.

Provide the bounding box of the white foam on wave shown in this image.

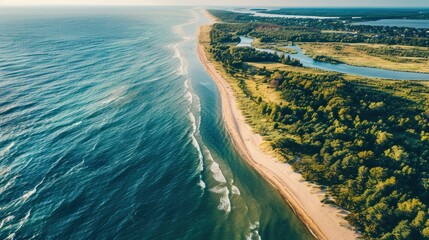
[0,175,18,195]
[190,133,204,173]
[210,186,231,213]
[184,91,193,104]
[246,231,262,240]
[198,179,206,189]
[250,221,260,230]
[202,146,228,185]
[18,211,30,229]
[71,121,82,127]
[187,92,202,172]
[188,111,197,132]
[200,137,232,212]
[0,166,12,177]
[175,8,234,212]
[9,211,31,239]
[178,47,207,190]
[21,189,36,203]
[173,13,230,199]
[101,85,128,105]
[5,233,15,240]
[0,215,15,229]
[0,142,15,159]
[210,162,227,183]
[185,80,202,131]
[169,43,187,76]
[90,136,100,152]
[64,159,85,178]
[170,9,201,76]
[246,221,262,240]
[185,79,205,189]
[18,178,44,204]
[231,185,241,196]
[2,211,31,240]
[190,120,205,188]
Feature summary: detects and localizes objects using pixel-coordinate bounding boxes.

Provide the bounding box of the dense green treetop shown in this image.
[206,9,429,239]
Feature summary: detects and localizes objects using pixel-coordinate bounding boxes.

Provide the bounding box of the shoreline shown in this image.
[197,12,359,240]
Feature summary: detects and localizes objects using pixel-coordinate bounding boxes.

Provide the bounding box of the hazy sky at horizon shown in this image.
[2,0,429,7]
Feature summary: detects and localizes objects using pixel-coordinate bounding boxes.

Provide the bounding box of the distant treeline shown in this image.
[209,9,429,47]
[260,8,429,20]
[356,45,429,59]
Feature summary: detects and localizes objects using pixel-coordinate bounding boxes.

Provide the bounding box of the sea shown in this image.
[0,7,313,240]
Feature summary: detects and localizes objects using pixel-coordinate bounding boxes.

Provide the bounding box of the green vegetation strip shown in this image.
[208,9,429,240]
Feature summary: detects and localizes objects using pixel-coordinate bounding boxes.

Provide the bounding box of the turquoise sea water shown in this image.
[0,7,313,239]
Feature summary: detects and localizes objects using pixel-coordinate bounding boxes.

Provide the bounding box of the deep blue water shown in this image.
[238,36,429,80]
[0,7,313,239]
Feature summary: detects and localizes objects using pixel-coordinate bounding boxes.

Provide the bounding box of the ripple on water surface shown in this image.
[0,7,314,240]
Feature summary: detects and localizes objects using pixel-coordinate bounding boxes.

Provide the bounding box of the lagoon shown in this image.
[352,19,429,29]
[238,36,429,80]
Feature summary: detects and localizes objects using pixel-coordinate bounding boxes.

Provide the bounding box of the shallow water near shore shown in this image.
[0,7,313,239]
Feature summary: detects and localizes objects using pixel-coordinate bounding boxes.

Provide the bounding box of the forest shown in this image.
[209,10,429,47]
[209,24,303,71]
[260,8,429,20]
[356,45,429,59]
[207,9,429,239]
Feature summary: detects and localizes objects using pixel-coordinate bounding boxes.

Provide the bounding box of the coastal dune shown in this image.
[197,12,359,240]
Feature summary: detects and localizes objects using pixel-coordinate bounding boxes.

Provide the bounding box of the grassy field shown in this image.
[298,42,429,73]
[248,62,429,105]
[242,73,288,106]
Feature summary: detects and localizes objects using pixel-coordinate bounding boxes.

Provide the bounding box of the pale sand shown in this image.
[197,12,360,240]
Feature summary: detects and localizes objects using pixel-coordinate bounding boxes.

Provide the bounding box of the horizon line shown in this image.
[1,4,429,8]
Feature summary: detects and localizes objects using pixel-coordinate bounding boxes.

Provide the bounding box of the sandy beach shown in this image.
[197,12,359,240]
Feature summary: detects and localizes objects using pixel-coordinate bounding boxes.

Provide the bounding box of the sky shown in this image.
[1,0,428,7]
